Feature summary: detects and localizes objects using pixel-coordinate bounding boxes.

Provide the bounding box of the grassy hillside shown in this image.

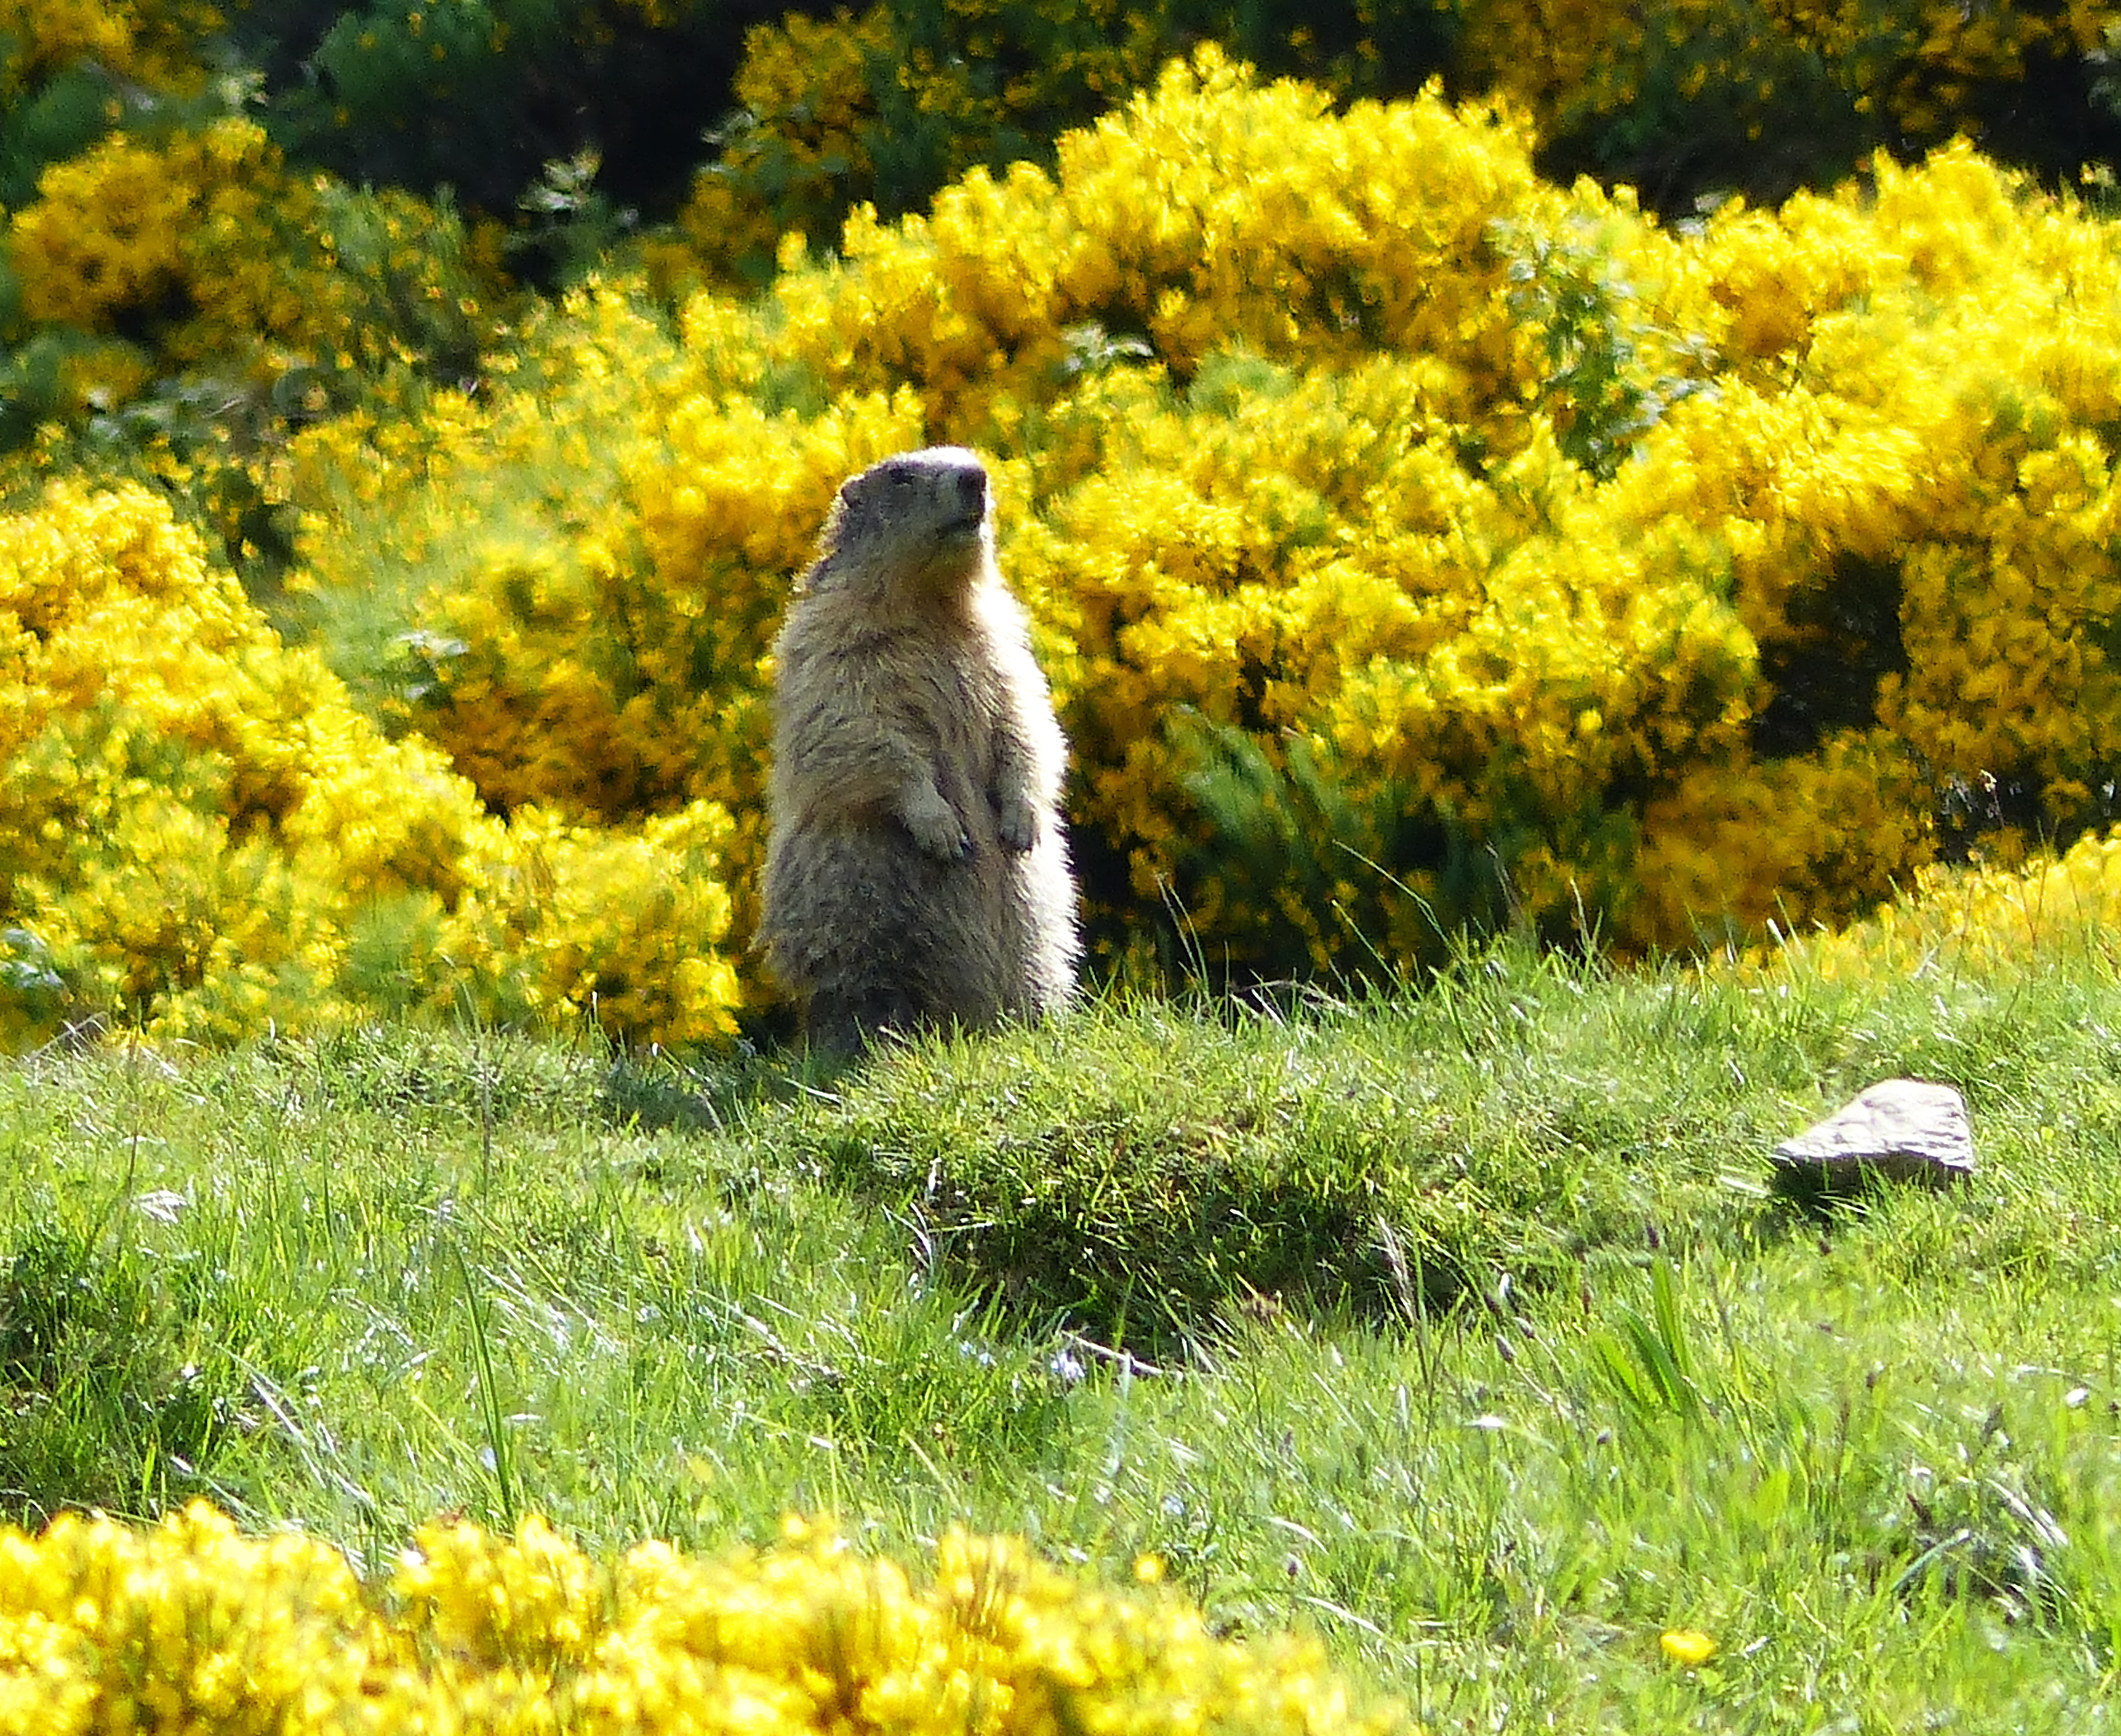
[8,941,2121,1728]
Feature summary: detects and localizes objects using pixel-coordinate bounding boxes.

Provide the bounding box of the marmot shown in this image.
[760,446,1080,1056]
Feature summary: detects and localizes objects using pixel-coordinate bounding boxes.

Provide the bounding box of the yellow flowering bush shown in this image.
[274,48,2121,991]
[0,104,501,561]
[1461,0,2105,141]
[678,0,1212,287]
[0,479,743,1048]
[681,5,899,282]
[752,55,2099,961]
[283,280,930,977]
[1757,817,2121,985]
[6,116,499,409]
[769,53,1568,428]
[0,0,215,98]
[0,20,2111,1027]
[0,1502,1408,1736]
[677,0,2103,287]
[0,9,2109,1020]
[442,801,746,1048]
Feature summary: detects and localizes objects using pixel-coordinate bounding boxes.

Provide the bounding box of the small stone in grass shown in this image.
[1771,1078,1974,1197]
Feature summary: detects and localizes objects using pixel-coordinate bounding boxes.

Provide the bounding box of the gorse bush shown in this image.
[0,1501,1406,1735]
[680,0,1458,286]
[1750,810,2121,986]
[6,117,497,389]
[10,39,2121,1037]
[0,480,744,1046]
[3,0,2111,313]
[1461,0,2117,206]
[268,51,2121,1003]
[0,13,519,586]
[0,0,221,210]
[680,0,2119,278]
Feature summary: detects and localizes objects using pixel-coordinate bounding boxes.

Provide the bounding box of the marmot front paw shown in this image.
[907,797,973,860]
[996,795,1040,852]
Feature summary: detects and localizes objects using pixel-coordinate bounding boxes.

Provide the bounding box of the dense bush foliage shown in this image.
[3,0,2121,1042]
[237,0,770,227]
[0,480,743,1047]
[1754,803,2121,985]
[0,6,523,595]
[272,53,2121,1001]
[683,0,2119,281]
[4,0,2110,300]
[6,116,497,398]
[0,0,223,209]
[1463,0,2117,206]
[680,0,1457,284]
[0,1500,1403,1735]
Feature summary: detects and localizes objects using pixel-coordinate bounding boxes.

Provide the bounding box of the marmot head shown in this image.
[809,446,994,601]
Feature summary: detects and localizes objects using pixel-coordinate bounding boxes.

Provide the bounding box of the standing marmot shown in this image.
[760,446,1080,1056]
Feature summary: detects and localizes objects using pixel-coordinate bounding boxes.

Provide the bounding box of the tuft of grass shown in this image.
[0,1216,250,1525]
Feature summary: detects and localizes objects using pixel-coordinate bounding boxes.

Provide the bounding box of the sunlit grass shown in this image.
[6,942,2121,1727]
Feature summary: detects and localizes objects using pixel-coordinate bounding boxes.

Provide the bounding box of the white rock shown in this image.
[1771,1079,1974,1187]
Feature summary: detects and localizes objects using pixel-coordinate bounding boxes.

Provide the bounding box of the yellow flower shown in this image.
[1660,1628,1719,1667]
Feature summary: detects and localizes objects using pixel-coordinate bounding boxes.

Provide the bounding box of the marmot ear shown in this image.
[831,477,870,536]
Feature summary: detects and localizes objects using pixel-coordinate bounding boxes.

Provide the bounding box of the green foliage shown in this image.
[866,0,1457,213]
[0,58,121,209]
[687,0,1458,284]
[1496,214,1707,481]
[240,0,768,228]
[1169,711,1503,989]
[689,0,2117,291]
[1588,1255,1707,1429]
[1541,2,1877,209]
[1464,0,2121,215]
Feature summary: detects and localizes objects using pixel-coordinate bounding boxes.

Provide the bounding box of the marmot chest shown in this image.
[885,630,1011,769]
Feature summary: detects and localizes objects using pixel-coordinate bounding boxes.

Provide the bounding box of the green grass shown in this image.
[7,942,2121,1728]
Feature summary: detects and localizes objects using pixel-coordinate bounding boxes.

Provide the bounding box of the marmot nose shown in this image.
[955,468,986,514]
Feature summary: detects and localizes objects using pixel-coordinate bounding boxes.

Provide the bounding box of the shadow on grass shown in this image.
[805,1120,1464,1351]
[598,1041,853,1133]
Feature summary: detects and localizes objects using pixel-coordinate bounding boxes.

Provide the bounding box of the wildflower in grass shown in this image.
[1660,1627,1719,1667]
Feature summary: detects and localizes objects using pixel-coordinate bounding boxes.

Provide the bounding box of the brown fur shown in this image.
[760,446,1080,1056]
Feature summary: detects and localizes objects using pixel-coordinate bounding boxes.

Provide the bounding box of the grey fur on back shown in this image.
[760,446,1080,1056]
